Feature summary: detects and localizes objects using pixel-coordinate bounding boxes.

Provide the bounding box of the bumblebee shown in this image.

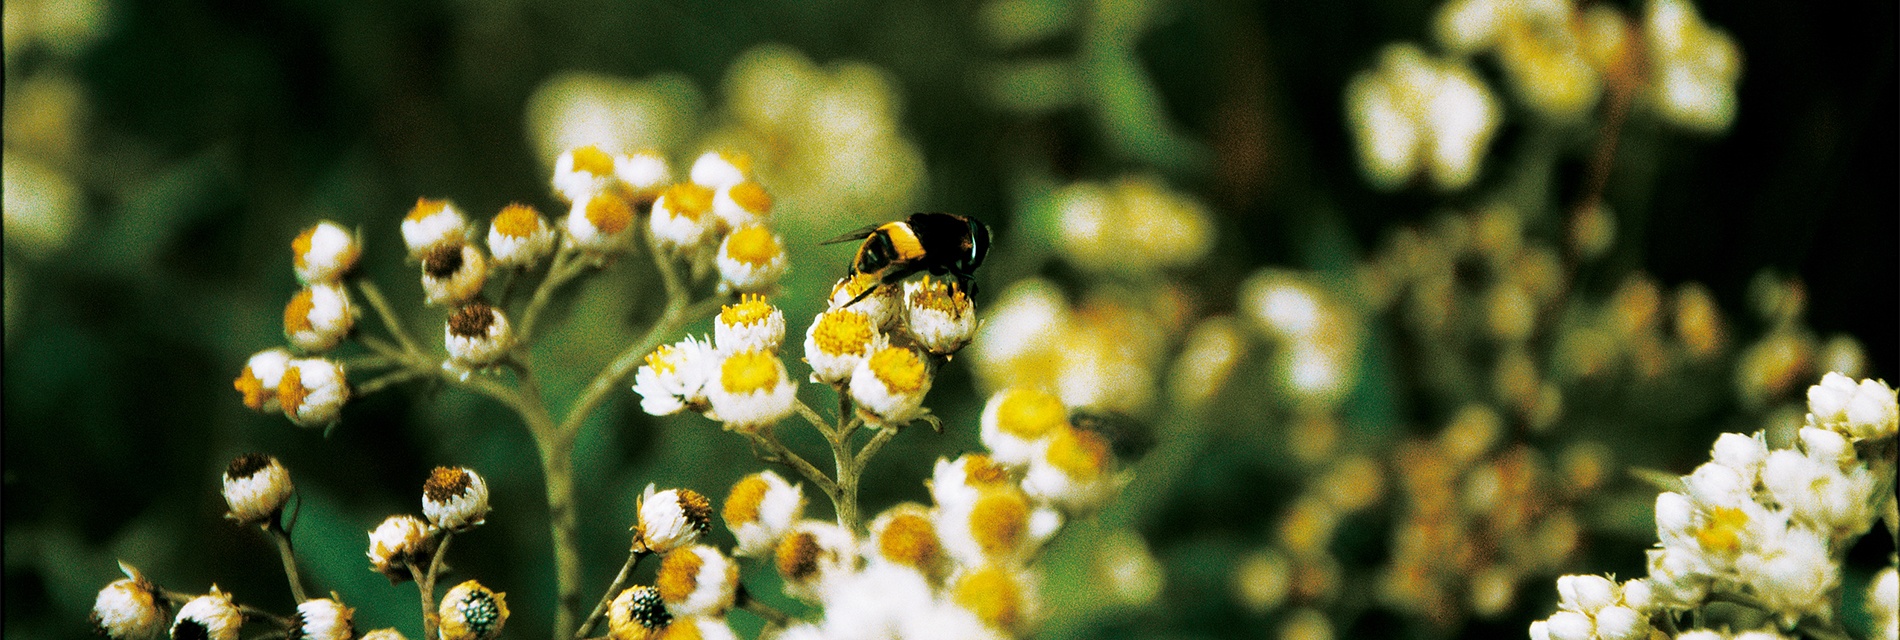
[823,212,991,308]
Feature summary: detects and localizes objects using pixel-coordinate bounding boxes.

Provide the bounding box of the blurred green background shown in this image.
[4,0,1894,638]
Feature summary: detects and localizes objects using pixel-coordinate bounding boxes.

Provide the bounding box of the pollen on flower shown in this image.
[813,310,876,356]
[291,227,317,269]
[235,369,270,409]
[279,366,308,413]
[721,351,782,394]
[909,276,969,313]
[869,347,928,393]
[493,203,541,238]
[724,475,769,525]
[880,513,942,569]
[448,303,496,337]
[1695,506,1747,554]
[663,183,715,220]
[586,193,635,235]
[998,389,1067,439]
[645,345,680,376]
[408,198,449,223]
[284,289,316,333]
[570,145,616,176]
[424,467,473,503]
[720,294,774,327]
[970,490,1029,556]
[777,531,822,581]
[728,181,772,214]
[954,567,1023,630]
[656,549,706,603]
[965,455,1010,485]
[1047,427,1111,478]
[723,225,781,266]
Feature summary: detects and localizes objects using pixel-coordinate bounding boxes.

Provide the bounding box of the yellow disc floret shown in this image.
[728,181,773,214]
[963,455,1010,485]
[1046,427,1110,479]
[493,203,541,238]
[879,513,942,569]
[724,225,781,266]
[234,368,269,410]
[586,193,634,235]
[908,276,969,313]
[869,348,928,394]
[1696,506,1748,555]
[776,532,821,582]
[969,490,1028,557]
[570,145,616,176]
[408,198,449,223]
[284,289,316,333]
[720,351,782,395]
[997,389,1067,439]
[813,310,875,357]
[644,344,679,376]
[655,549,704,603]
[953,566,1022,630]
[663,184,714,220]
[278,367,307,414]
[720,294,774,327]
[291,227,316,269]
[722,475,769,526]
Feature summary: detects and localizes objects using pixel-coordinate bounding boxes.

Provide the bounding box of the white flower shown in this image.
[902,277,978,355]
[650,183,719,253]
[1683,461,1749,510]
[280,358,349,428]
[420,244,489,307]
[552,145,621,203]
[1645,547,1710,606]
[689,150,750,189]
[863,503,947,582]
[1761,447,1877,535]
[292,220,360,284]
[1809,374,1900,440]
[366,514,438,583]
[171,588,242,640]
[705,350,798,430]
[711,181,772,232]
[284,282,356,353]
[1346,43,1500,191]
[803,308,886,384]
[1022,426,1118,513]
[1555,574,1619,613]
[714,224,789,294]
[291,598,355,640]
[721,470,805,558]
[422,466,490,531]
[901,601,1008,640]
[775,519,858,603]
[1710,432,1768,479]
[401,199,470,259]
[486,203,556,268]
[1542,611,1593,640]
[937,485,1033,567]
[1618,578,1654,612]
[849,346,933,426]
[234,347,293,412]
[827,274,899,329]
[564,191,639,254]
[437,580,509,640]
[929,454,1015,515]
[816,563,935,640]
[947,564,1040,636]
[614,150,672,204]
[444,302,515,369]
[713,295,785,355]
[222,453,293,526]
[635,484,712,554]
[655,544,738,617]
[632,335,717,416]
[91,564,164,640]
[1592,605,1647,640]
[1742,526,1835,625]
[979,388,1070,467]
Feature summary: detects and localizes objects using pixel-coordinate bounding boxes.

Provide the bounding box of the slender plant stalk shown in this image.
[736,587,792,627]
[415,530,455,640]
[574,549,647,639]
[357,279,423,356]
[265,523,309,603]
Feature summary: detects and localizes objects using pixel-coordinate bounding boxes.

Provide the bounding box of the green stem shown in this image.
[736,586,792,627]
[265,523,309,603]
[353,368,431,396]
[574,550,647,639]
[855,426,898,470]
[747,430,839,506]
[357,279,423,357]
[518,248,589,343]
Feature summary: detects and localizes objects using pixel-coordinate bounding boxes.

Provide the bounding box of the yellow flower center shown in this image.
[570,145,615,176]
[834,272,880,299]
[493,203,541,238]
[869,348,928,394]
[586,193,634,235]
[277,366,307,413]
[424,467,474,502]
[812,310,875,357]
[291,226,317,268]
[644,344,679,376]
[720,351,782,394]
[407,198,448,223]
[963,454,1010,485]
[719,294,775,327]
[969,489,1028,557]
[723,225,781,266]
[234,368,269,410]
[776,532,822,582]
[722,475,769,526]
[879,513,942,570]
[284,289,316,333]
[662,183,714,220]
[953,566,1021,630]
[996,388,1066,439]
[657,616,705,640]
[1696,506,1748,555]
[727,181,773,214]
[655,549,704,604]
[908,276,969,314]
[1046,427,1110,479]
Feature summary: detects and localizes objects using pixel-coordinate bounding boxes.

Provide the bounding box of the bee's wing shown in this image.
[820,224,881,245]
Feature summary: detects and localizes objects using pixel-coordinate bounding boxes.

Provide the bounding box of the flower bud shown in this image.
[438,580,509,640]
[705,350,797,431]
[91,563,165,640]
[402,199,470,260]
[804,308,885,384]
[284,283,356,353]
[902,277,978,356]
[713,295,785,355]
[171,588,242,640]
[849,346,933,427]
[689,151,749,189]
[715,224,789,295]
[422,466,490,531]
[234,348,293,412]
[607,585,671,640]
[291,598,355,640]
[421,244,489,307]
[292,220,361,284]
[486,203,556,268]
[650,183,718,253]
[279,358,349,428]
[366,515,438,583]
[222,453,293,526]
[722,471,804,558]
[635,485,712,554]
[445,303,515,368]
[655,544,738,617]
[1542,611,1593,640]
[566,191,638,253]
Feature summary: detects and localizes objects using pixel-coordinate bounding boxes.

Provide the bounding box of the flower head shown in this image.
[234,348,294,412]
[711,181,772,231]
[445,302,515,369]
[715,224,789,294]
[705,350,797,431]
[775,519,858,602]
[615,150,673,206]
[608,585,671,640]
[930,453,1015,514]
[864,503,946,583]
[979,388,1069,467]
[92,563,165,640]
[950,565,1039,636]
[636,484,713,554]
[632,336,717,416]
[366,514,438,583]
[422,466,491,531]
[848,346,933,426]
[222,453,293,526]
[937,485,1032,567]
[650,183,718,253]
[566,191,639,253]
[487,203,556,268]
[292,220,360,284]
[1346,43,1500,191]
[171,587,243,640]
[438,580,509,640]
[284,283,356,353]
[1806,372,1898,440]
[1023,425,1118,513]
[553,145,621,203]
[902,277,977,356]
[828,273,899,329]
[689,151,750,190]
[279,358,349,428]
[713,295,785,355]
[402,198,470,259]
[290,598,355,640]
[722,470,805,558]
[804,308,886,384]
[420,244,489,307]
[655,544,739,617]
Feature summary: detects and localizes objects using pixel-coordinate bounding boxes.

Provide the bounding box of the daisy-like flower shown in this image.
[553,145,621,203]
[445,302,515,369]
[234,348,294,412]
[650,183,719,253]
[366,514,438,583]
[1023,425,1119,513]
[864,503,947,584]
[420,244,490,307]
[222,453,293,527]
[565,190,639,254]
[902,277,978,356]
[635,484,713,555]
[929,454,1015,515]
[950,564,1040,636]
[607,585,672,640]
[979,388,1070,467]
[1806,372,1898,441]
[292,220,360,284]
[1643,0,1742,134]
[438,580,509,640]
[815,563,936,640]
[711,181,772,232]
[655,544,739,617]
[279,358,349,428]
[722,470,805,558]
[705,349,798,431]
[804,308,887,384]
[486,203,556,268]
[937,485,1032,568]
[172,587,243,640]
[828,273,899,329]
[655,616,738,640]
[422,466,490,532]
[776,519,858,602]
[401,198,470,260]
[1345,43,1500,191]
[615,150,672,207]
[714,224,789,295]
[284,283,356,353]
[632,336,717,416]
[688,150,751,190]
[713,294,785,354]
[92,563,165,640]
[848,346,933,426]
[290,598,355,640]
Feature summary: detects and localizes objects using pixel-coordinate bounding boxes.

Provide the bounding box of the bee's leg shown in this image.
[841,284,878,309]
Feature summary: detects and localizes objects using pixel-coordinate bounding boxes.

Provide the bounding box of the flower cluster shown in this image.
[1345,42,1500,191]
[967,279,1181,416]
[233,218,363,428]
[1049,175,1213,274]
